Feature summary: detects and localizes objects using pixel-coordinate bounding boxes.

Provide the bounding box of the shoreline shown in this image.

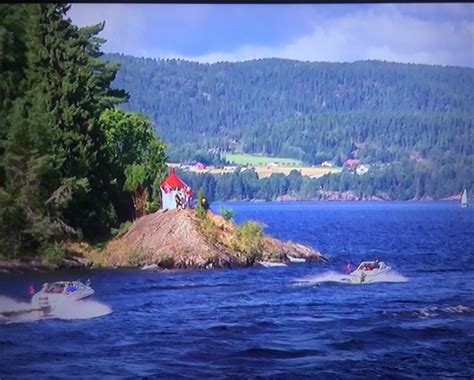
[1,200,464,274]
[217,198,462,203]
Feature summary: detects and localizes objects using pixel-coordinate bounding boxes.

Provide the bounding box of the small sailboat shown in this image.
[461,188,469,208]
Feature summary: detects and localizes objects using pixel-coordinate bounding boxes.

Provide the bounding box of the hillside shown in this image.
[103,54,474,199]
[105,54,473,163]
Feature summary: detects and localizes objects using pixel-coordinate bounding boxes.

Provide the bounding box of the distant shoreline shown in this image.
[213,196,462,203]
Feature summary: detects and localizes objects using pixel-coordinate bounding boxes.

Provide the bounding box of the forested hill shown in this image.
[103,53,473,200]
[104,53,473,166]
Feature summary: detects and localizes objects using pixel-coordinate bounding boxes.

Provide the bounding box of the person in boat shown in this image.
[27,283,36,296]
[361,262,374,271]
[65,282,77,293]
[345,262,353,274]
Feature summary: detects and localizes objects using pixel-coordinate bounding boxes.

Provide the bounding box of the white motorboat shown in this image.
[141,263,159,270]
[31,280,94,311]
[257,261,287,267]
[287,255,306,263]
[342,259,392,284]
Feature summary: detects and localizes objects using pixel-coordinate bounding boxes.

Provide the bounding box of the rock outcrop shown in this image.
[102,208,325,269]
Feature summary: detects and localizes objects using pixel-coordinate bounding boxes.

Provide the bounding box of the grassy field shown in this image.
[207,165,342,178]
[224,153,303,166]
[253,166,342,178]
[169,158,342,179]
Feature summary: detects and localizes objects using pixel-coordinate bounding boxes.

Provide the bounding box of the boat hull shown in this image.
[342,266,392,284]
[258,261,287,267]
[31,288,94,311]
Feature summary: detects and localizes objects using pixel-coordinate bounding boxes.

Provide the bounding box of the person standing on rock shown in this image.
[175,192,183,210]
[201,197,209,211]
[185,186,192,208]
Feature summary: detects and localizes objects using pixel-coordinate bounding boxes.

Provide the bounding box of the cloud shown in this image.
[69,3,474,68]
[169,4,474,67]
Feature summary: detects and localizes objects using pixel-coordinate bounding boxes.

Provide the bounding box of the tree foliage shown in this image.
[0,4,166,257]
[104,54,473,199]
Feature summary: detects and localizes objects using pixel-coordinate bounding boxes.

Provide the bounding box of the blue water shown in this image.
[1,201,473,378]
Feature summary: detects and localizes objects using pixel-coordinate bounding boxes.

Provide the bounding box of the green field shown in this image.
[224,154,303,166]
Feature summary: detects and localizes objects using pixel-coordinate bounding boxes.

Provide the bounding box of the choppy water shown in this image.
[1,201,473,378]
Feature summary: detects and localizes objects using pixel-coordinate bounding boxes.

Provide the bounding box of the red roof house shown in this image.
[344,159,360,169]
[160,168,192,209]
[160,167,188,190]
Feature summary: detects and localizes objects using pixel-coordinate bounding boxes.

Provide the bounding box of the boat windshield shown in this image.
[45,281,85,293]
[356,260,381,271]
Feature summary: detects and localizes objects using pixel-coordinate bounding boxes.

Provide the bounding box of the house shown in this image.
[194,162,206,170]
[356,164,370,175]
[344,159,360,170]
[160,168,192,209]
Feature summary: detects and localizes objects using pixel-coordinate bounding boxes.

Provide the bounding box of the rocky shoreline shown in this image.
[0,209,325,273]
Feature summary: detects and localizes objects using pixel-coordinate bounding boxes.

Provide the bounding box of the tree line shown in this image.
[177,161,472,203]
[103,53,473,199]
[0,4,167,258]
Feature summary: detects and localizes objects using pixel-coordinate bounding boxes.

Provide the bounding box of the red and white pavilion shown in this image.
[160,167,192,209]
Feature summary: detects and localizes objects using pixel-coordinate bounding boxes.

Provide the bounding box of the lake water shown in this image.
[1,202,473,378]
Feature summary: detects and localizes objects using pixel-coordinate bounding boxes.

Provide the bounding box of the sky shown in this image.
[69,3,474,68]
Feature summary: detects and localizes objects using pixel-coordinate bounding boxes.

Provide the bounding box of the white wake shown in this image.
[0,295,111,324]
[293,270,408,286]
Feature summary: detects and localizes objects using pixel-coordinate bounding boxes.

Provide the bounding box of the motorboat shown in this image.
[31,280,94,311]
[141,263,159,270]
[342,259,392,284]
[287,255,306,263]
[257,261,287,267]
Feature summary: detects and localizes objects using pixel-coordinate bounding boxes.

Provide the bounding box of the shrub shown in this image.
[201,217,218,243]
[110,221,132,238]
[40,242,67,264]
[232,221,264,265]
[219,205,234,222]
[126,247,145,266]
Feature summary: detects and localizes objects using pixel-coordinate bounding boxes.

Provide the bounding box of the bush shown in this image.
[40,242,67,264]
[201,217,218,243]
[110,221,132,238]
[232,221,264,265]
[126,247,145,266]
[219,205,234,222]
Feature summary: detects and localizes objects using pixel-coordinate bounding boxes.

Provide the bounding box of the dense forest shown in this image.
[0,4,167,258]
[103,54,474,199]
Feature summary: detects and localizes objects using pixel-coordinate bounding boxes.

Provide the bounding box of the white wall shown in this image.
[161,189,178,209]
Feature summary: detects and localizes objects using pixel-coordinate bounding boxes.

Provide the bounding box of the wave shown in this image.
[237,347,323,359]
[389,305,474,318]
[0,296,45,324]
[49,299,112,320]
[293,270,408,285]
[0,295,111,324]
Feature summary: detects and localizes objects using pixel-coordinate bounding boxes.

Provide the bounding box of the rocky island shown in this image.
[0,208,325,273]
[101,208,325,269]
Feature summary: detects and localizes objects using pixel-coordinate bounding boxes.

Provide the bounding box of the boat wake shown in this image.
[0,295,111,324]
[388,305,474,318]
[293,270,408,286]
